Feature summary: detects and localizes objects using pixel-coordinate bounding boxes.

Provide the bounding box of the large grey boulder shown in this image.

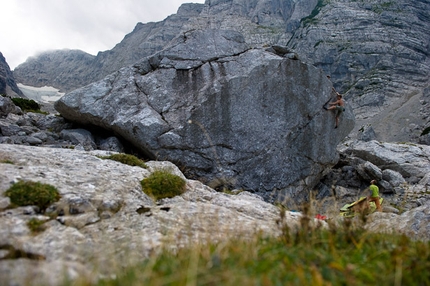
[340,140,430,182]
[55,29,355,201]
[365,201,430,241]
[0,96,22,117]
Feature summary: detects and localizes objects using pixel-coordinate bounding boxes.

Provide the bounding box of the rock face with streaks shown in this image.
[12,0,430,143]
[55,29,355,201]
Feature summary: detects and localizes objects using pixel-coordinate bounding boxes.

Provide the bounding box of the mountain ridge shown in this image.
[9,0,430,143]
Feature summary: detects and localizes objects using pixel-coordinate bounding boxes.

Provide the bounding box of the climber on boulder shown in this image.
[325,91,345,128]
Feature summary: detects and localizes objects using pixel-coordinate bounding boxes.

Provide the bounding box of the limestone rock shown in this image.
[357,124,376,142]
[0,100,125,151]
[13,0,317,93]
[318,139,430,212]
[288,0,430,142]
[365,200,430,241]
[0,52,24,97]
[55,29,355,200]
[342,140,430,181]
[0,96,22,116]
[60,128,96,151]
[0,143,302,285]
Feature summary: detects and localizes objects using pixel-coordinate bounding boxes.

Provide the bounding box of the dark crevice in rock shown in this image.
[0,245,46,260]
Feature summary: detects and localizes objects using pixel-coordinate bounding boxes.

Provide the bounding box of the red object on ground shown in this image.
[315,214,327,220]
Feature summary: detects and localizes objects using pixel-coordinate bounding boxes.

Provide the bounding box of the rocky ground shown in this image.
[1,95,430,285]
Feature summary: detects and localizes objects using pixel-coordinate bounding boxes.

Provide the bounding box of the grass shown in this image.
[27,218,47,234]
[141,169,186,200]
[4,180,61,212]
[10,97,47,114]
[93,218,430,286]
[99,153,147,168]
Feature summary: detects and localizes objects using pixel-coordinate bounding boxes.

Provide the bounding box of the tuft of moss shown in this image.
[100,153,147,168]
[11,97,41,112]
[141,170,186,200]
[5,181,61,212]
[27,218,47,234]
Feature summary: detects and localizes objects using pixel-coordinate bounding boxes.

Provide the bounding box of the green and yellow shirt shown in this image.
[370,184,379,197]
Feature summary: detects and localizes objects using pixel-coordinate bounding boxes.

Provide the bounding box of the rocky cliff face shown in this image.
[288,0,430,142]
[13,0,317,92]
[55,29,355,200]
[0,52,24,97]
[12,0,430,143]
[12,49,96,93]
[13,3,206,92]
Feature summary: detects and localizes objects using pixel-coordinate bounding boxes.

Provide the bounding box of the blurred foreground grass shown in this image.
[89,220,430,286]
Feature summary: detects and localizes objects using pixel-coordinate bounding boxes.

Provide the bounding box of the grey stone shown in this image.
[98,136,124,152]
[0,144,307,285]
[356,161,382,181]
[382,169,406,188]
[365,200,430,241]
[0,97,21,116]
[0,122,21,136]
[24,136,43,145]
[60,129,96,151]
[55,29,355,200]
[344,140,430,180]
[357,124,376,142]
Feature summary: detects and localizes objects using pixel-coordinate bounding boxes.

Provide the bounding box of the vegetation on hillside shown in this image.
[93,217,430,286]
[10,97,44,113]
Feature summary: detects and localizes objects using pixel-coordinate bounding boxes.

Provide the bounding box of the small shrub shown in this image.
[27,218,47,234]
[4,181,61,212]
[11,97,41,112]
[141,170,186,200]
[100,153,147,168]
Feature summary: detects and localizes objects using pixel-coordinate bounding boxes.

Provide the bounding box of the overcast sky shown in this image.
[1,0,205,69]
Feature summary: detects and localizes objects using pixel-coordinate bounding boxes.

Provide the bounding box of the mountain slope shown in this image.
[0,52,24,97]
[287,0,430,141]
[11,0,430,142]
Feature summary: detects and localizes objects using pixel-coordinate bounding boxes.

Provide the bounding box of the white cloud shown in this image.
[1,0,205,69]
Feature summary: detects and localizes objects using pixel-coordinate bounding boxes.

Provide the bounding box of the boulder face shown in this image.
[55,29,355,200]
